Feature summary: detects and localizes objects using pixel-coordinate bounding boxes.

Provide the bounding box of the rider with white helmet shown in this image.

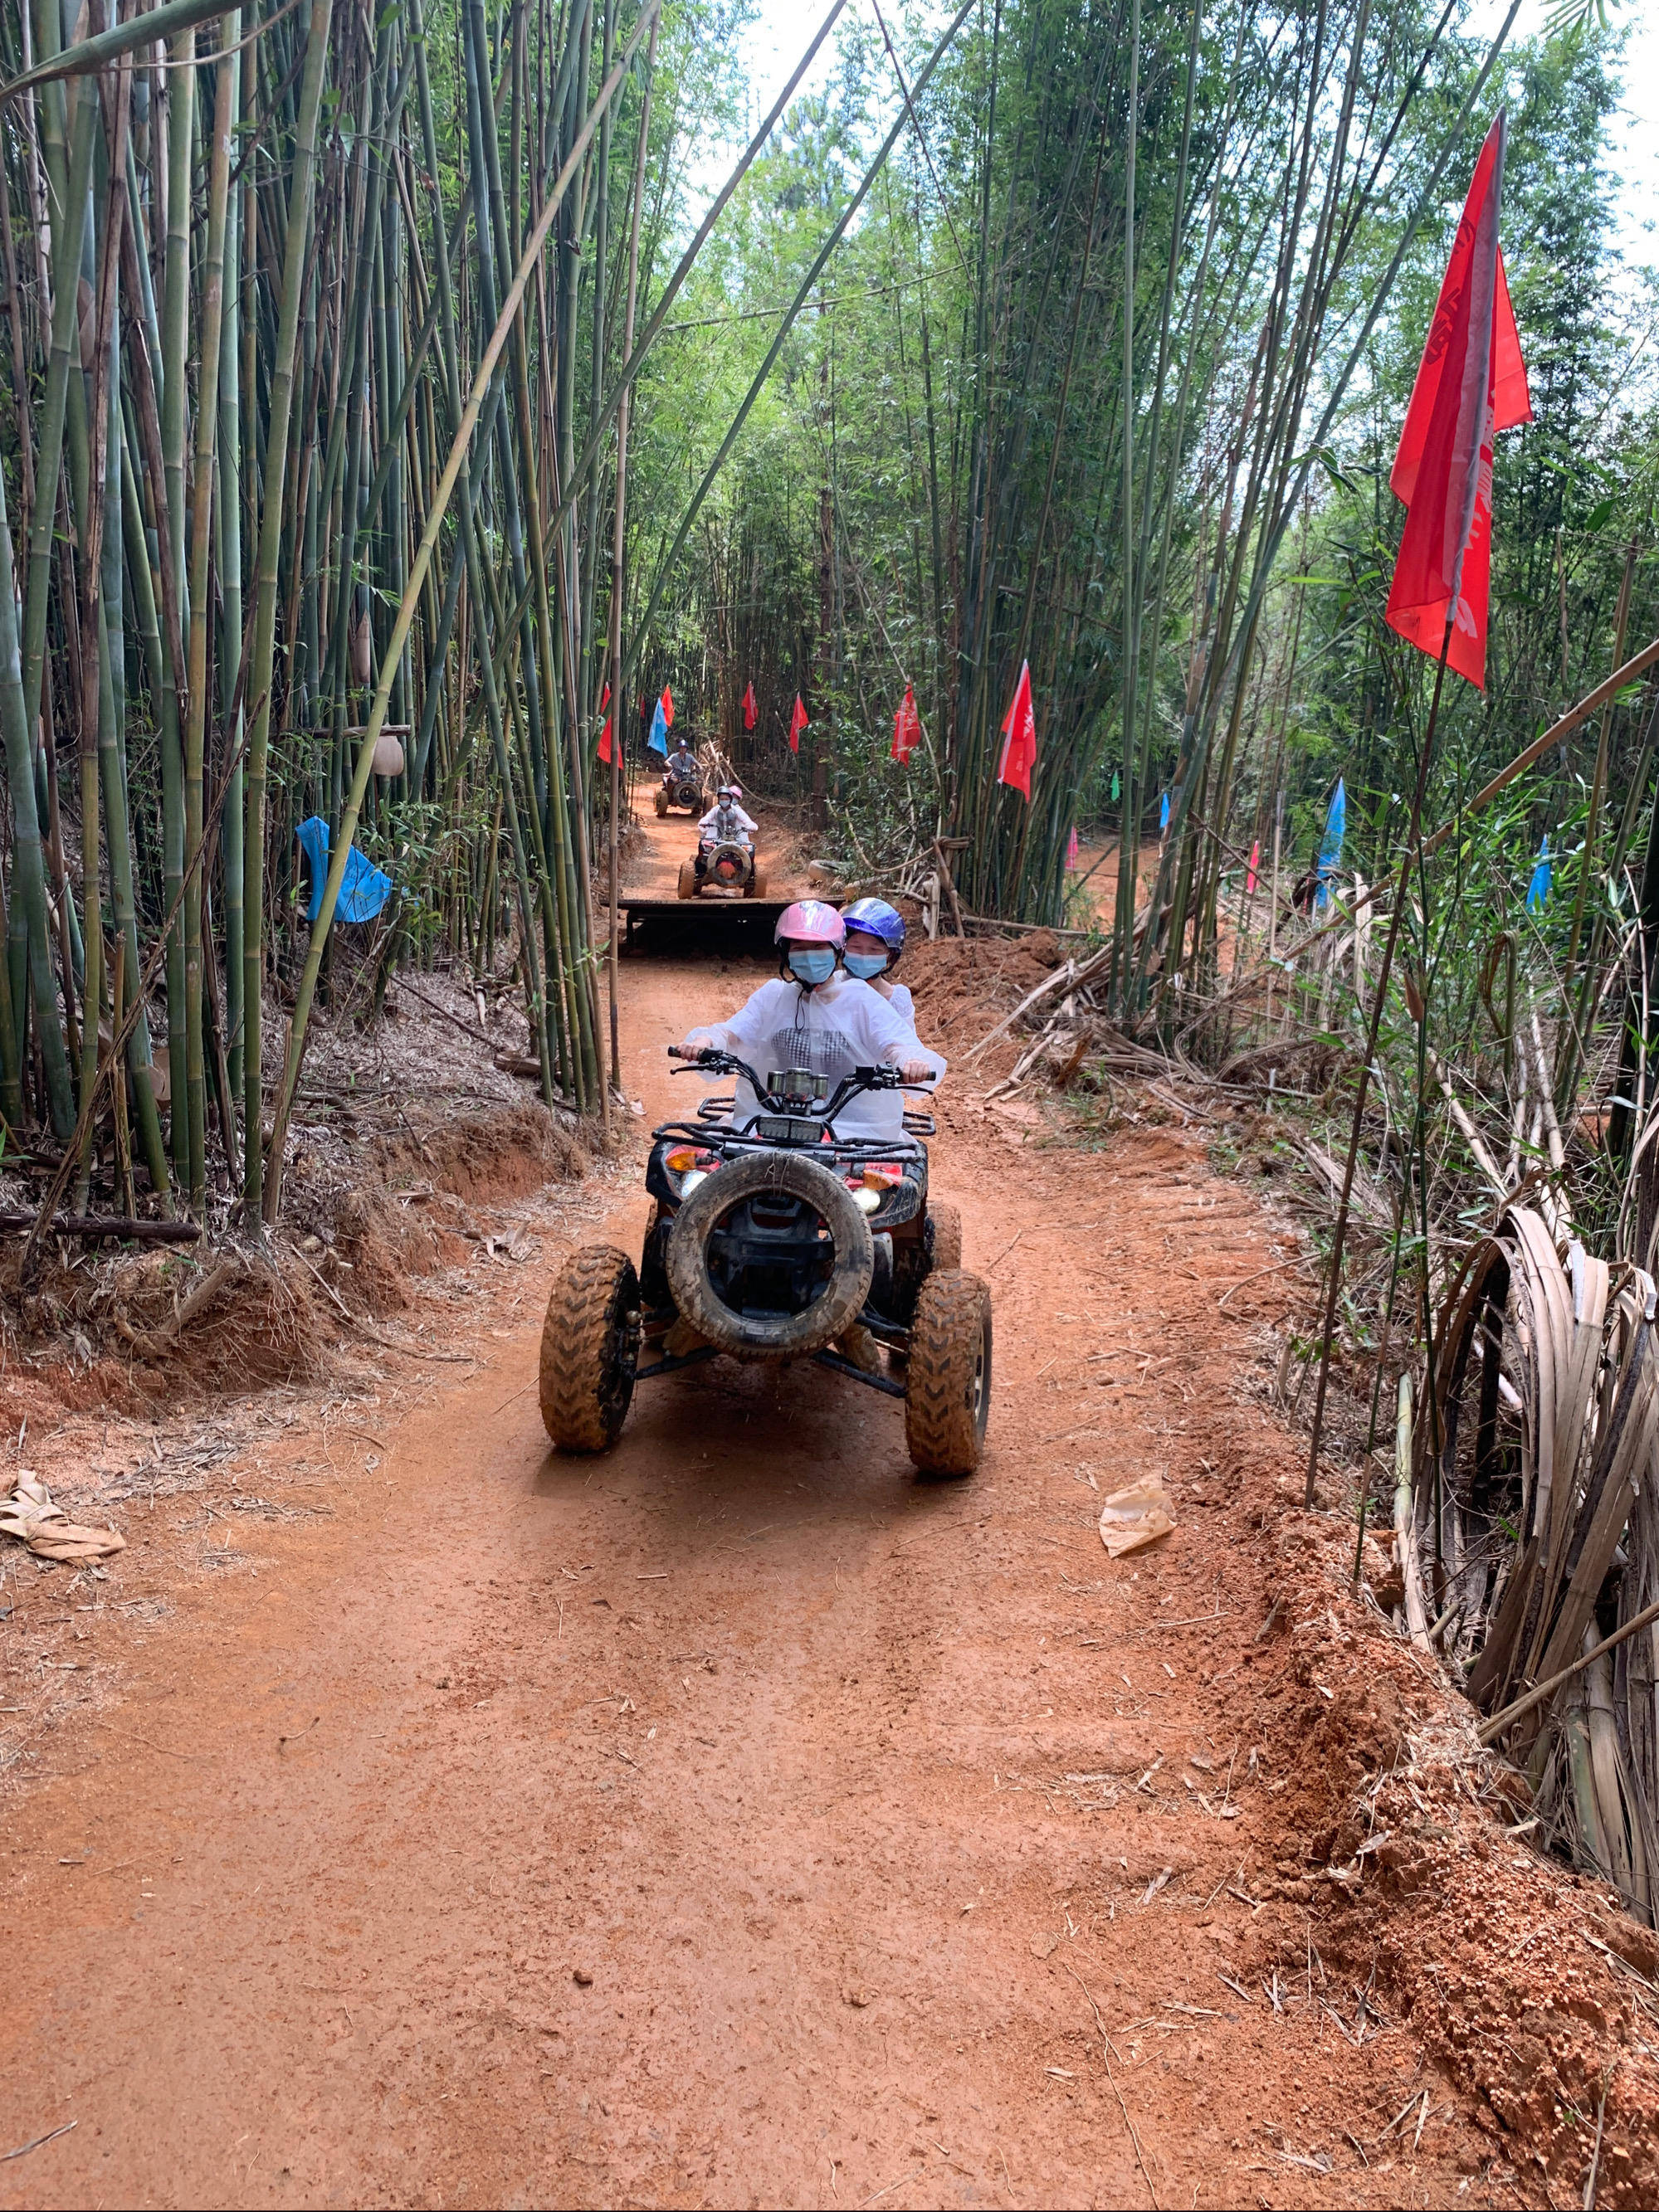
[698,785,757,846]
[680,899,942,1137]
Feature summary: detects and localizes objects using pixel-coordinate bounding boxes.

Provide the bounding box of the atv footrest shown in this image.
[813,1347,906,1398]
[635,1344,720,1381]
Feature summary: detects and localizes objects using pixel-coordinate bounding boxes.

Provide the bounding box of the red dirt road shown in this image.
[0,839,1510,2206]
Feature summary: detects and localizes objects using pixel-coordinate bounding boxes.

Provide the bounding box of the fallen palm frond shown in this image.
[1413,1206,1659,1921]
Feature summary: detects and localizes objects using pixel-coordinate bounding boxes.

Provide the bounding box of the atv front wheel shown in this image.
[539,1246,641,1453]
[676,859,700,900]
[905,1269,991,1477]
[654,786,669,816]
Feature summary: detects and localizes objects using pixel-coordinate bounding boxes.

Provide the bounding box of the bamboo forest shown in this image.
[0,0,1647,1231]
[12,0,1659,2195]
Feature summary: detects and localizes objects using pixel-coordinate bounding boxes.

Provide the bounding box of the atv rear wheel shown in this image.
[653,785,669,816]
[927,1202,962,1274]
[905,1269,991,1477]
[676,859,700,900]
[539,1246,641,1453]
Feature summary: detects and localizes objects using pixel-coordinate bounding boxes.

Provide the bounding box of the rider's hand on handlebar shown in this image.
[899,1057,934,1085]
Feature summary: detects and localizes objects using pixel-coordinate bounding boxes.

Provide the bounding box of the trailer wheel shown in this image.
[539,1246,641,1454]
[676,859,700,900]
[653,785,669,816]
[905,1270,991,1477]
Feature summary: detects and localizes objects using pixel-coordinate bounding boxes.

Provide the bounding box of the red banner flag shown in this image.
[891,684,920,764]
[1384,111,1530,691]
[1246,837,1260,895]
[997,661,1037,800]
[661,685,675,728]
[789,694,808,755]
[597,681,613,763]
[1066,825,1079,870]
[742,681,758,731]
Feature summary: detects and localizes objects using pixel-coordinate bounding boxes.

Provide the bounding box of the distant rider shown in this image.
[681,900,941,1137]
[698,785,757,848]
[665,740,699,786]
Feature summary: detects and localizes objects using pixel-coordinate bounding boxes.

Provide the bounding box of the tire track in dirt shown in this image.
[0,928,1552,2209]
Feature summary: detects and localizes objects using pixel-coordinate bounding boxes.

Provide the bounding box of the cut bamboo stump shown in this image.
[0,1212,202,1242]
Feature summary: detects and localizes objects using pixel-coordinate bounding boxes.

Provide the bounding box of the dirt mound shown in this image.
[903,929,1070,1055]
[1223,1497,1659,2203]
[2,1099,591,1417]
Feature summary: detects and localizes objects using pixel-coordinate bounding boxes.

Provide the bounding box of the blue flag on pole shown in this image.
[1316,777,1346,913]
[648,697,668,755]
[1159,789,1170,835]
[1527,836,1552,914]
[295,816,393,924]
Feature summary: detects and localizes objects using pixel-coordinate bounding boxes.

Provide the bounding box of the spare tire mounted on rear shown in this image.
[666,1150,873,1359]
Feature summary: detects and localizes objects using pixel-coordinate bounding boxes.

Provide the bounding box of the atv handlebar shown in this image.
[666,1045,934,1117]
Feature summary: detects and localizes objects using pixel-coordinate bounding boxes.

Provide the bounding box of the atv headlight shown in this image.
[680,1168,710,1196]
[852,1185,882,1215]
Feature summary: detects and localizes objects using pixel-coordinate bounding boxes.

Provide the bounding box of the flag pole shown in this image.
[1304,611,1456,1504]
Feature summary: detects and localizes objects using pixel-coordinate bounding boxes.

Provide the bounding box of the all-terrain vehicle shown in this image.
[538,1048,992,1476]
[655,764,705,816]
[677,831,766,900]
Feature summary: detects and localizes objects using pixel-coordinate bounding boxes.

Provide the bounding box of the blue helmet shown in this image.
[842,898,906,953]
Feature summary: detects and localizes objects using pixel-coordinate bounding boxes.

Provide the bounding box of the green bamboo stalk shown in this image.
[182,23,237,1210]
[220,39,246,1099]
[242,0,334,1219]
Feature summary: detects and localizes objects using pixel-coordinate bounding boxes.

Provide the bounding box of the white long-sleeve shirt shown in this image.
[698,801,757,845]
[877,980,915,1030]
[683,976,944,1138]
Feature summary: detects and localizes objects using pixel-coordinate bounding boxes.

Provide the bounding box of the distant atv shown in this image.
[677,834,766,899]
[655,766,705,817]
[538,1049,991,1477]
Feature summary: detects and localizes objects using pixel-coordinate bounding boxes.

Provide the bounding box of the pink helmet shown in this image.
[773,899,844,947]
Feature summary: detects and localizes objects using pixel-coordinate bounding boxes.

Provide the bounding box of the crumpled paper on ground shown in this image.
[0,1471,126,1563]
[1099,1478,1175,1557]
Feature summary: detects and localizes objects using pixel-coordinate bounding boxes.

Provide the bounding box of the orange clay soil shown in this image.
[2,936,1657,2210]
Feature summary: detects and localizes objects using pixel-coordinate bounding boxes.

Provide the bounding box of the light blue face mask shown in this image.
[844,951,888,981]
[788,948,837,986]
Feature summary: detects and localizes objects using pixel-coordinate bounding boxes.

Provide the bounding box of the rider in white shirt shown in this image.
[698,785,758,846]
[841,898,916,1030]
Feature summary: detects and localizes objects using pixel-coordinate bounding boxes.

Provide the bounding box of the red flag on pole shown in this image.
[1246,837,1260,895]
[997,661,1037,800]
[742,682,758,731]
[597,682,612,763]
[1383,111,1530,691]
[789,694,808,755]
[891,684,920,764]
[661,685,675,728]
[1066,825,1079,870]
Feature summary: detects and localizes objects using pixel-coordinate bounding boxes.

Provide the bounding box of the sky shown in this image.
[1467,0,1658,270]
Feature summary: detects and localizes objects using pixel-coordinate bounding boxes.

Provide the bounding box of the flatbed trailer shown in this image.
[614,895,840,953]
